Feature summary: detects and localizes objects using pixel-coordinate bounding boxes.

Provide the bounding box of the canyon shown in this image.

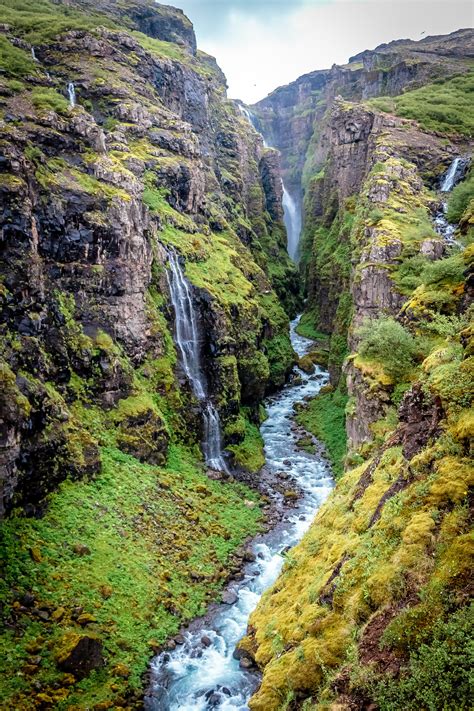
[0,1,472,710]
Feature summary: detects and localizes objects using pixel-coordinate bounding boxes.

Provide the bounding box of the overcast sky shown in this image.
[175,0,473,103]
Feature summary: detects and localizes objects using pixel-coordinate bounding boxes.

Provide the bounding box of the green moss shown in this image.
[296,385,348,478]
[0,445,261,708]
[228,410,265,473]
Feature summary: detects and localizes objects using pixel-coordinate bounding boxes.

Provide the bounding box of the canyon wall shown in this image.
[241,29,474,710]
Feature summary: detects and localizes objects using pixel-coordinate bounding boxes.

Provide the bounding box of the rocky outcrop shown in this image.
[0,0,298,515]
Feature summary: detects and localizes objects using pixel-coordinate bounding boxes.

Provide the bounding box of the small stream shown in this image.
[145,317,334,710]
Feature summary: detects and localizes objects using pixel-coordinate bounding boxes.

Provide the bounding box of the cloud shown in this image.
[176,0,474,103]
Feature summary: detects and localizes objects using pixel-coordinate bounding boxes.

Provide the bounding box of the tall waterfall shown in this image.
[166,250,228,472]
[67,82,76,109]
[282,182,302,261]
[237,102,301,261]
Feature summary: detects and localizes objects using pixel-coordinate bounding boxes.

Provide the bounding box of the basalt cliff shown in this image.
[0,2,473,709]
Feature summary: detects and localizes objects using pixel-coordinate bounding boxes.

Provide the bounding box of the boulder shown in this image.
[56,634,104,679]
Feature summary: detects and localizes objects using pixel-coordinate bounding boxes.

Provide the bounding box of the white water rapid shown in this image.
[145,317,334,710]
[237,103,301,261]
[166,250,228,472]
[67,82,76,109]
[434,157,465,245]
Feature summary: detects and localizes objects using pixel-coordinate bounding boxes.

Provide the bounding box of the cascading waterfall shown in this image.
[31,47,38,62]
[238,103,302,260]
[67,82,76,109]
[434,156,465,244]
[440,156,462,192]
[166,249,228,472]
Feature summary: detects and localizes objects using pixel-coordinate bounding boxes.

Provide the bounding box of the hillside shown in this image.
[0,3,472,709]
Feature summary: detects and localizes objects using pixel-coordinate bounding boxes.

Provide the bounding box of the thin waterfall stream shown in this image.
[166,249,228,472]
[433,156,467,245]
[145,317,334,710]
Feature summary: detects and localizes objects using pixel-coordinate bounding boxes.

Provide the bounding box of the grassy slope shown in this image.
[0,447,261,708]
[241,128,474,707]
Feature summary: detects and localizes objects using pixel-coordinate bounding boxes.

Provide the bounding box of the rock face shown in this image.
[0,0,300,516]
[241,30,474,711]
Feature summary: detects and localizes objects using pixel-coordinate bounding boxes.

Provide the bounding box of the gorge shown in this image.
[0,2,473,710]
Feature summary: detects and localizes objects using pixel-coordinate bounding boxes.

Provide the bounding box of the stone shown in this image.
[51,607,65,621]
[77,613,97,626]
[243,550,256,562]
[112,663,130,678]
[239,656,253,669]
[56,634,104,679]
[99,585,113,599]
[72,543,91,556]
[29,547,42,563]
[221,590,238,605]
[201,635,212,647]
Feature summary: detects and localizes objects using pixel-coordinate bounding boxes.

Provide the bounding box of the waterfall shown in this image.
[237,102,301,260]
[67,82,76,109]
[282,182,302,261]
[31,47,38,62]
[434,157,464,245]
[166,250,228,472]
[440,157,462,192]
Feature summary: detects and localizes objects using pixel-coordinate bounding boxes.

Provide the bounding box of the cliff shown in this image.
[238,30,474,711]
[0,0,299,706]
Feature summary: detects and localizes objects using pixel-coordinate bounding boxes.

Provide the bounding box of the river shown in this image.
[145,316,334,710]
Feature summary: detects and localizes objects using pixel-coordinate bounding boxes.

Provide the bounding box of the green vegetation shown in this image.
[296,386,348,478]
[447,169,474,223]
[374,605,474,711]
[0,445,261,708]
[31,87,70,114]
[0,35,36,78]
[367,71,474,135]
[0,0,117,45]
[228,410,266,473]
[357,316,419,381]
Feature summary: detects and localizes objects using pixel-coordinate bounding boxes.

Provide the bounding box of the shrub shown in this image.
[421,253,465,286]
[374,605,474,711]
[357,317,419,380]
[447,172,474,223]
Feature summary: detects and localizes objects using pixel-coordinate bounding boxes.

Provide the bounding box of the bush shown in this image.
[421,253,465,286]
[357,317,419,380]
[374,605,474,711]
[447,172,474,223]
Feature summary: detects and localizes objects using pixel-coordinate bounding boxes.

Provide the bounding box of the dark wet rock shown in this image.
[201,635,212,647]
[243,550,256,562]
[56,634,104,679]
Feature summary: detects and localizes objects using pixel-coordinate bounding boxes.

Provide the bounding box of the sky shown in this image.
[175,0,474,103]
